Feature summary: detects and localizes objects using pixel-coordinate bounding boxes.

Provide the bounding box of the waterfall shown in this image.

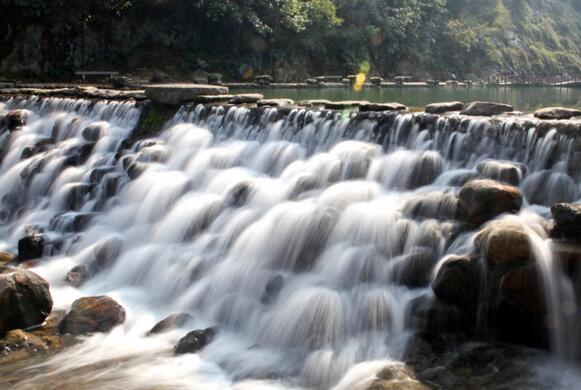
[1,98,579,389]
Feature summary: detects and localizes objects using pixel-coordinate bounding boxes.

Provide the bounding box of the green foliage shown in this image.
[1,0,580,78]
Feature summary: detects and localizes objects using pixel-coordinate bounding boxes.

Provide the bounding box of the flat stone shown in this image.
[257,98,295,107]
[461,101,514,116]
[425,101,464,114]
[359,102,407,112]
[534,107,581,120]
[145,84,229,105]
[299,99,331,107]
[229,93,264,104]
[325,100,370,109]
[194,95,234,103]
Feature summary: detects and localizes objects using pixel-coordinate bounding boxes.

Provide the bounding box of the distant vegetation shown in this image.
[1,0,580,80]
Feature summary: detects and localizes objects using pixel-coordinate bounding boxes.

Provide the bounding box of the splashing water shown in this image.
[0,98,580,389]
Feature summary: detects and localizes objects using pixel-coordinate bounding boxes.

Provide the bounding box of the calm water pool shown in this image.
[235,86,581,112]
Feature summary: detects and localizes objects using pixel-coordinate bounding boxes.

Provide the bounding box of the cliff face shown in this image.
[1,0,580,81]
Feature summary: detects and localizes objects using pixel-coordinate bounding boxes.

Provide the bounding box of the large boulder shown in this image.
[474,221,532,266]
[458,180,523,225]
[147,313,193,336]
[0,267,53,332]
[432,256,480,307]
[174,327,217,355]
[59,296,126,335]
[461,101,513,116]
[406,295,464,334]
[425,101,464,114]
[17,234,44,261]
[534,107,581,120]
[550,203,581,242]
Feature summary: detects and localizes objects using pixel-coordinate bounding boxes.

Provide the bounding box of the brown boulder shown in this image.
[458,180,523,225]
[0,267,53,332]
[474,221,532,266]
[59,296,126,335]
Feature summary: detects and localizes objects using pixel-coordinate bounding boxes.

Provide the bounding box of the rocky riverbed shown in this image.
[1,91,581,389]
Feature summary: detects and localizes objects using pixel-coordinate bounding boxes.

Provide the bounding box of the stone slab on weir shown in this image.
[145,84,229,105]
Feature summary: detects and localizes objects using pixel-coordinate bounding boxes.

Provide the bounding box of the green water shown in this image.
[235,86,581,112]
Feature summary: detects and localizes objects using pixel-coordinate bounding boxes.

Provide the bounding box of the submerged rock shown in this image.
[407,295,464,334]
[174,327,217,355]
[425,101,464,114]
[550,203,581,242]
[461,101,513,116]
[59,296,126,335]
[458,180,523,225]
[147,313,193,336]
[476,160,525,186]
[17,234,44,261]
[391,250,437,288]
[0,251,16,264]
[534,107,581,120]
[65,265,90,288]
[0,267,53,332]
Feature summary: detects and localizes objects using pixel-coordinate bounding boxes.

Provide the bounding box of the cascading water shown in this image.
[1,97,580,389]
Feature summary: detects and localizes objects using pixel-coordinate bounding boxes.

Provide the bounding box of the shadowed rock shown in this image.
[534,107,581,120]
[174,327,217,355]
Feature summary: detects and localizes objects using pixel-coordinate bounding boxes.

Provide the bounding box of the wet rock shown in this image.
[65,265,90,288]
[147,313,193,336]
[391,250,437,288]
[59,296,126,335]
[174,327,217,355]
[458,180,523,225]
[368,364,431,390]
[474,221,532,266]
[497,265,550,349]
[17,234,44,261]
[359,102,407,112]
[0,252,16,264]
[81,123,104,142]
[5,110,27,131]
[534,107,581,120]
[194,94,233,104]
[432,256,480,307]
[298,99,331,108]
[425,101,464,114]
[0,267,53,332]
[461,101,513,116]
[408,151,444,189]
[261,274,284,304]
[499,265,544,313]
[407,295,464,334]
[257,99,295,107]
[476,160,525,186]
[229,94,264,104]
[550,203,581,242]
[145,84,229,106]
